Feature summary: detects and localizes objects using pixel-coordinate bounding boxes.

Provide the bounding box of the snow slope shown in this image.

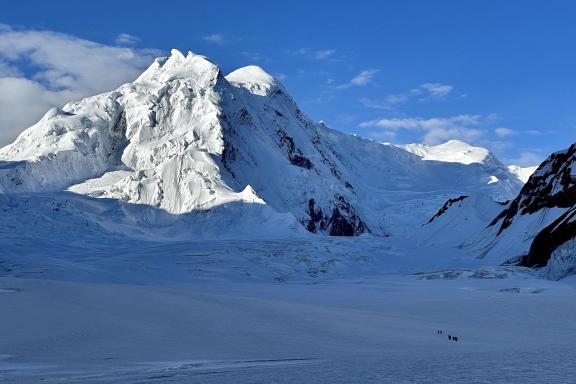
[399,140,496,166]
[508,164,538,183]
[414,193,506,247]
[0,49,523,238]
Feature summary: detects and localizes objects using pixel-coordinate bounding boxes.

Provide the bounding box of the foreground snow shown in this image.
[1,232,576,383]
[1,270,575,383]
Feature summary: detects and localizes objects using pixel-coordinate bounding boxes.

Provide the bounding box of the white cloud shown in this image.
[115,33,139,45]
[359,114,486,145]
[359,115,482,130]
[312,49,336,60]
[0,24,160,145]
[0,77,77,143]
[364,130,398,140]
[203,33,225,44]
[0,60,21,76]
[350,69,379,86]
[423,126,483,145]
[337,69,379,89]
[361,82,455,109]
[494,127,514,137]
[418,83,454,99]
[289,48,337,60]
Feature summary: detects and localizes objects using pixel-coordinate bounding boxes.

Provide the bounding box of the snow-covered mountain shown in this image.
[0,49,523,239]
[507,165,538,183]
[399,140,498,166]
[399,141,535,185]
[471,144,576,279]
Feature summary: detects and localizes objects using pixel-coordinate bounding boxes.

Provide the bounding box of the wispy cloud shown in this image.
[337,69,379,89]
[288,48,337,60]
[494,127,515,137]
[419,83,454,99]
[274,73,287,81]
[360,94,408,109]
[203,33,225,44]
[0,60,21,76]
[525,129,543,135]
[361,82,455,109]
[350,69,379,86]
[312,49,336,60]
[115,33,139,46]
[0,24,160,146]
[358,114,488,145]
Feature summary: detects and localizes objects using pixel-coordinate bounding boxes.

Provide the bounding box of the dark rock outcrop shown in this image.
[426,195,468,224]
[520,206,576,268]
[306,196,367,236]
[491,144,576,234]
[276,129,313,169]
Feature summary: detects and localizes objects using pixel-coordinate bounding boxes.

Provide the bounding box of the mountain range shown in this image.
[0,49,574,279]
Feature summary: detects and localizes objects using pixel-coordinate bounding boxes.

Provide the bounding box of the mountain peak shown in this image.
[226,65,281,96]
[135,48,219,85]
[398,140,493,166]
[169,48,185,60]
[441,139,475,148]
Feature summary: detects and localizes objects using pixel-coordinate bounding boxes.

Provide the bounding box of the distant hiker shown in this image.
[453,336,458,342]
[448,335,452,341]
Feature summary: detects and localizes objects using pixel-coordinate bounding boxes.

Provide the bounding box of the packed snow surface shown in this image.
[2,252,576,383]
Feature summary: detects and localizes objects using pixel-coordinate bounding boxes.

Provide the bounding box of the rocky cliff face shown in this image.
[491,144,576,235]
[470,144,576,278]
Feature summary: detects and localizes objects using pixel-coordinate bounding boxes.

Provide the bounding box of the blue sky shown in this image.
[1,0,575,165]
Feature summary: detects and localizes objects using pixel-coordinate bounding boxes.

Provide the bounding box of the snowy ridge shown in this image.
[398,140,495,166]
[400,141,536,184]
[508,165,538,183]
